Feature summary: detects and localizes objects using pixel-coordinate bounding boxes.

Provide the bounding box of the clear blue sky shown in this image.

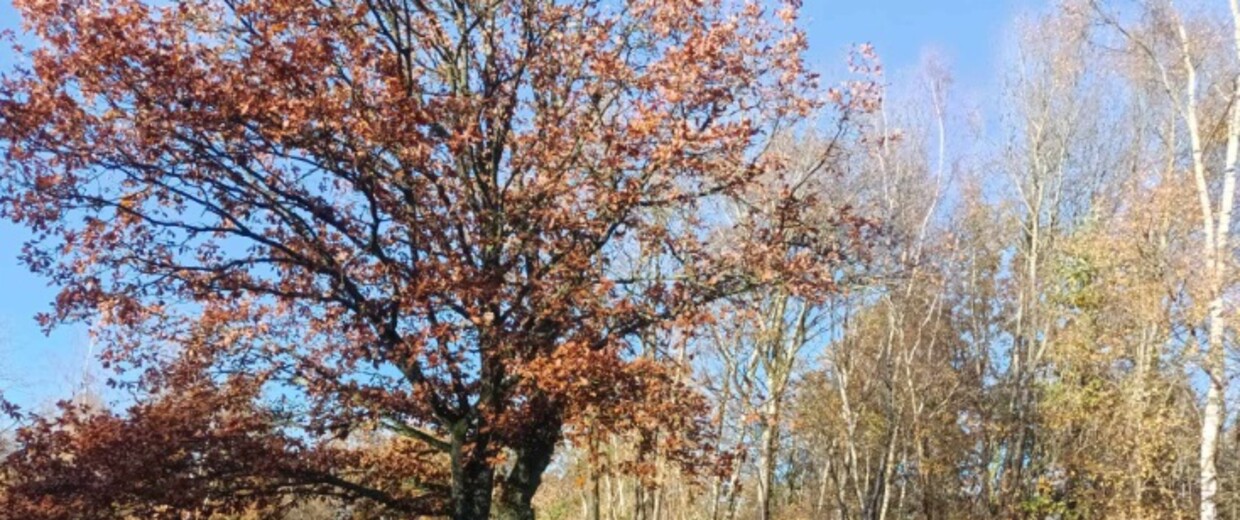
[0,0,1043,410]
[802,0,1040,87]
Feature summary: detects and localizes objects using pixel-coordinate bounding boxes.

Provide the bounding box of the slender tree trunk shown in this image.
[1185,4,1240,513]
[606,470,620,520]
[653,486,664,520]
[1200,344,1223,520]
[816,456,833,516]
[876,426,899,520]
[1183,48,1225,520]
[1206,8,1240,520]
[756,392,784,520]
[587,431,601,520]
[709,370,734,520]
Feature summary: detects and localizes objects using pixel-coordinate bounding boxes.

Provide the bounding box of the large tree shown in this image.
[0,0,850,518]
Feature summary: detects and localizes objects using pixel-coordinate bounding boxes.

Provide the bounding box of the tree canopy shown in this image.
[0,0,862,518]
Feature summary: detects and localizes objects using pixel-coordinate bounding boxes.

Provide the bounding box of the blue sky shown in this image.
[0,0,98,409]
[802,0,1039,87]
[0,0,1043,410]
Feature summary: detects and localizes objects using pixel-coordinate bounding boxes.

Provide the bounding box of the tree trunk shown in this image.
[876,426,899,520]
[451,442,496,520]
[1200,345,1223,520]
[1183,3,1240,510]
[494,415,561,520]
[588,432,601,520]
[756,393,784,520]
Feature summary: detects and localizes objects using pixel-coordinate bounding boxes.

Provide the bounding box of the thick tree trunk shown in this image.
[452,455,496,520]
[494,415,561,520]
[448,415,495,520]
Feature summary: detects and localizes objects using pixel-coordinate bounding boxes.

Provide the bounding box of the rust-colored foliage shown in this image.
[0,0,851,518]
[1,377,450,519]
